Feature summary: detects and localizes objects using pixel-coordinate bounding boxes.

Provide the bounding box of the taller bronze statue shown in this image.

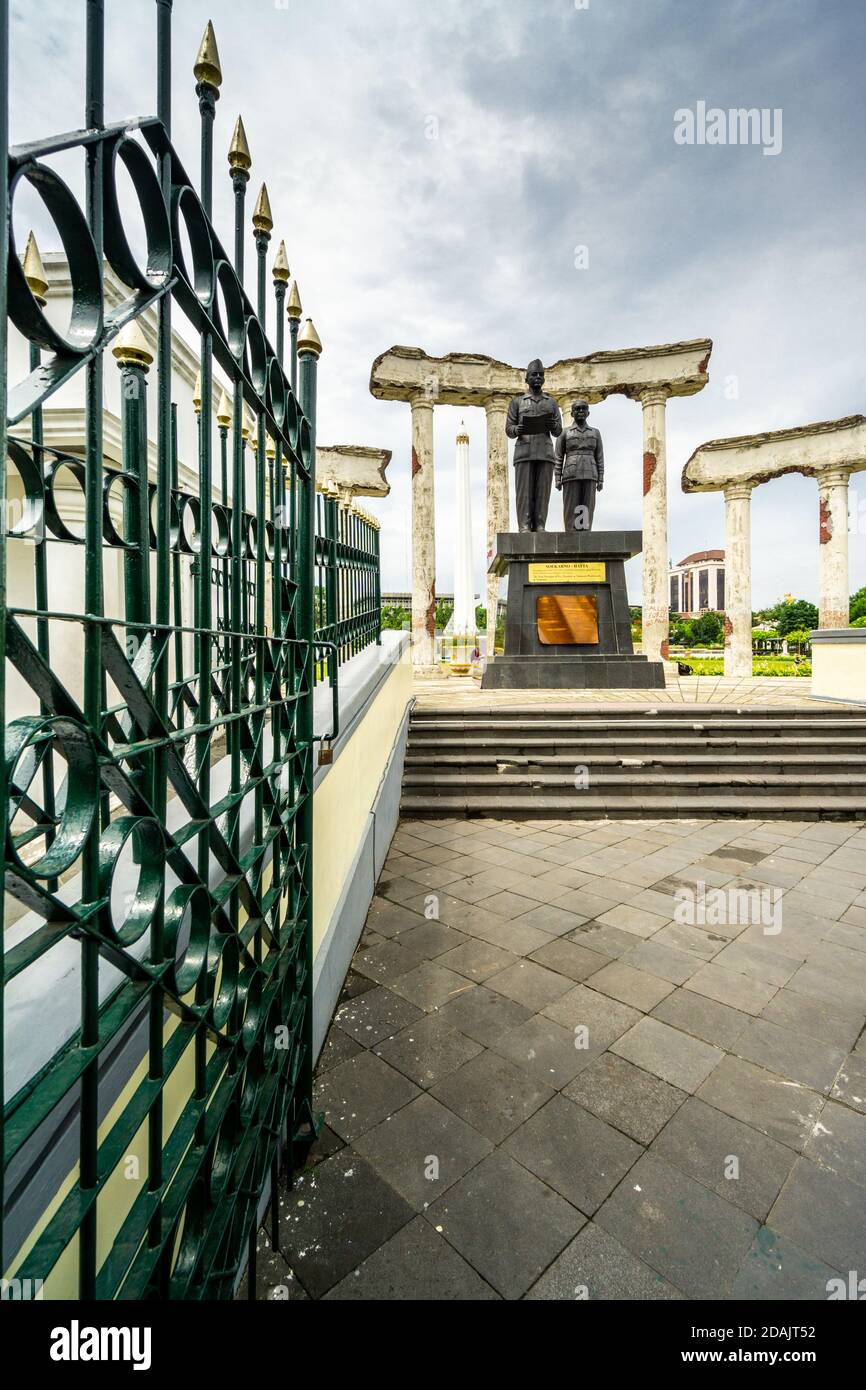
[506,358,562,532]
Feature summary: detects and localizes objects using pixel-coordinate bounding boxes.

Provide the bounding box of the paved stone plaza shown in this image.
[414,673,840,709]
[249,813,866,1300]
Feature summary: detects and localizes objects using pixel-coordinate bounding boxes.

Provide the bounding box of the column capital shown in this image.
[408,389,435,411]
[723,480,754,502]
[817,465,852,489]
[483,393,511,415]
[638,386,670,408]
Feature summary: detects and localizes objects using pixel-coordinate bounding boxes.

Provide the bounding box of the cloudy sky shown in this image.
[9,0,866,606]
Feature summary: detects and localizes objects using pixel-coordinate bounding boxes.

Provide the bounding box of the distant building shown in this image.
[669,549,725,616]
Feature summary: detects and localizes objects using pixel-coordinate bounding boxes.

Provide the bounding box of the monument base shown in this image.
[481,530,665,691]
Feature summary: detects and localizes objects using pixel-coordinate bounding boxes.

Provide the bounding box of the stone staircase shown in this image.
[400,704,866,819]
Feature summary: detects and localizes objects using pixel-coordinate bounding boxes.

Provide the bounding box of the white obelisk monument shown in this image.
[451,421,476,672]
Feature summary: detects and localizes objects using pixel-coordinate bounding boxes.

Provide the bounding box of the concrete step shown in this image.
[403,770,866,794]
[407,737,866,756]
[399,793,866,821]
[410,705,866,723]
[404,753,866,772]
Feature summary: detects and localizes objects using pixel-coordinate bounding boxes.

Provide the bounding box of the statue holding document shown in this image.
[506,358,562,532]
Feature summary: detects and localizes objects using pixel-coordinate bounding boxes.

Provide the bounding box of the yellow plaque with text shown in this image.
[528,561,606,584]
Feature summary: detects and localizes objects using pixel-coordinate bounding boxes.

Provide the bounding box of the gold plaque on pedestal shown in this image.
[528,561,607,583]
[537,594,599,645]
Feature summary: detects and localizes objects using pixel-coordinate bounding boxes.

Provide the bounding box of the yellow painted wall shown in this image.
[312,645,412,956]
[811,637,866,704]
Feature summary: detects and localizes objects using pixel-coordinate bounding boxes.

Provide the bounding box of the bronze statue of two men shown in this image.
[506,358,604,532]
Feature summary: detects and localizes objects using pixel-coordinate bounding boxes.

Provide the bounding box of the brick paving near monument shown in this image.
[246,814,866,1301]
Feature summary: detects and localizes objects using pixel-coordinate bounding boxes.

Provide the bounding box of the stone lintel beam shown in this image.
[315,444,392,497]
[683,415,866,493]
[370,338,713,408]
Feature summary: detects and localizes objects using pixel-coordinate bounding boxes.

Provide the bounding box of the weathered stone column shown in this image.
[723,481,753,677]
[484,394,510,656]
[640,387,670,663]
[817,466,851,629]
[410,393,437,672]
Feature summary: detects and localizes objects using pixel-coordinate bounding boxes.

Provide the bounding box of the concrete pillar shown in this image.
[723,481,753,677]
[409,394,437,672]
[817,466,851,629]
[484,394,510,657]
[640,387,670,663]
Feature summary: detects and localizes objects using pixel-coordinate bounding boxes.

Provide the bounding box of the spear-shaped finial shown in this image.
[286,279,302,321]
[21,230,49,306]
[297,317,323,359]
[273,240,290,284]
[216,388,232,429]
[228,115,251,174]
[192,370,202,416]
[252,182,273,235]
[111,318,154,369]
[194,20,223,89]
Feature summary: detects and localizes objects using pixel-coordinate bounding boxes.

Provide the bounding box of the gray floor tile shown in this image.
[486,959,575,1011]
[314,1050,420,1142]
[760,987,864,1051]
[697,1055,824,1152]
[388,960,475,1011]
[831,1053,866,1114]
[525,1223,682,1300]
[611,1017,724,1093]
[564,1052,687,1145]
[492,1013,592,1088]
[651,988,751,1050]
[623,938,703,985]
[323,1216,499,1300]
[394,920,469,959]
[596,1152,758,1299]
[542,983,642,1050]
[436,938,519,982]
[436,984,532,1046]
[334,986,424,1047]
[316,1025,363,1073]
[587,960,675,1013]
[431,1048,555,1143]
[504,1095,641,1215]
[427,1150,585,1299]
[768,1156,866,1273]
[280,1152,414,1298]
[528,938,608,983]
[734,1017,847,1093]
[686,963,778,1016]
[353,1093,492,1209]
[374,1013,483,1089]
[353,938,429,985]
[804,1099,866,1189]
[730,1228,842,1300]
[651,1095,796,1220]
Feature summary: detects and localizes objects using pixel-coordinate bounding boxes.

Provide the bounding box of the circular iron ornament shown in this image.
[5,715,99,878]
[165,489,184,551]
[210,1098,241,1199]
[267,357,286,428]
[282,391,299,452]
[263,519,275,562]
[262,992,283,1069]
[97,815,165,946]
[163,883,211,996]
[244,513,258,560]
[44,455,87,542]
[238,967,264,1052]
[169,1179,207,1288]
[102,469,139,548]
[212,503,231,557]
[171,183,215,308]
[206,929,240,1030]
[239,1039,264,1123]
[244,314,267,396]
[102,135,172,296]
[7,161,103,356]
[178,494,202,553]
[213,259,245,360]
[298,416,313,470]
[5,439,45,539]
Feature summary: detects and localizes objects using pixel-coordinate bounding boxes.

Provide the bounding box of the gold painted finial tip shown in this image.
[194,20,223,88]
[252,182,274,233]
[21,230,49,304]
[216,388,232,426]
[297,317,323,358]
[228,115,251,172]
[273,239,290,283]
[111,318,154,368]
[286,279,303,319]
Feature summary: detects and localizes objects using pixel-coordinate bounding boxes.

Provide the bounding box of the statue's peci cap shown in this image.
[526,358,544,375]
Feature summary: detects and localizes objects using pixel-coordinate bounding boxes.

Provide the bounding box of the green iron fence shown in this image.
[315,489,382,668]
[1,2,322,1298]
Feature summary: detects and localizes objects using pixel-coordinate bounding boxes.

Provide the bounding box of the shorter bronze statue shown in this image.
[555,399,604,531]
[506,358,563,532]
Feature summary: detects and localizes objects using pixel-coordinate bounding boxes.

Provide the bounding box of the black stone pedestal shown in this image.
[481,530,665,691]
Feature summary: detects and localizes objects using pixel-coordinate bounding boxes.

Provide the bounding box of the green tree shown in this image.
[475,604,487,631]
[775,600,818,636]
[381,604,410,631]
[850,587,866,622]
[691,611,724,645]
[435,599,454,630]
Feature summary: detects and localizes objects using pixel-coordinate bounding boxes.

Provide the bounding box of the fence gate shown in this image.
[1,1,319,1298]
